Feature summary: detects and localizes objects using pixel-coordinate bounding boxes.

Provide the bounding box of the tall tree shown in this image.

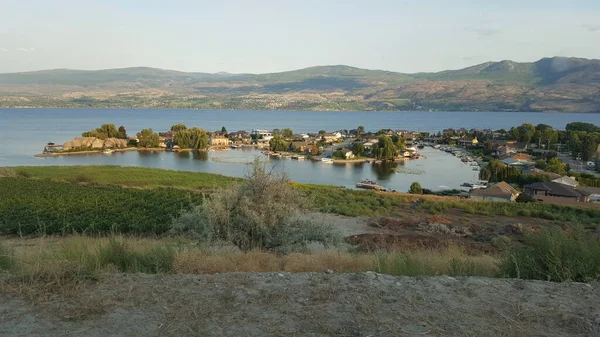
[269,135,289,152]
[136,129,160,148]
[117,125,127,139]
[282,128,294,139]
[170,123,188,132]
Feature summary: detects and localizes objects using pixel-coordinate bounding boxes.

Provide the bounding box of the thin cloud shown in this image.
[16,47,35,52]
[582,24,600,32]
[0,48,7,52]
[466,27,500,37]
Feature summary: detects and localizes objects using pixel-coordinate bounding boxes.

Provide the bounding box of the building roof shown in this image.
[470,181,518,199]
[524,182,589,198]
[523,168,562,180]
[552,176,579,187]
[510,153,533,162]
[577,186,600,195]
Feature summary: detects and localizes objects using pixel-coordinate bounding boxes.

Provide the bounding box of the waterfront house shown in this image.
[344,151,355,160]
[552,176,579,187]
[209,135,229,147]
[458,136,479,147]
[469,181,519,202]
[290,141,308,153]
[162,131,177,140]
[523,182,589,203]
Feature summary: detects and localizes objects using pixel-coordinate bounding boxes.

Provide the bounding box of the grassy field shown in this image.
[12,166,238,190]
[4,166,600,229]
[0,178,204,235]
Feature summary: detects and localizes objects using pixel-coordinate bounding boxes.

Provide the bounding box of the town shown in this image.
[39,122,600,207]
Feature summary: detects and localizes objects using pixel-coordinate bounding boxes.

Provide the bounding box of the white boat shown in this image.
[406,146,418,152]
[102,149,114,154]
[321,158,333,163]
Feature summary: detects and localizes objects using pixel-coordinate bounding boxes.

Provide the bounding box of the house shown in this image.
[552,176,579,187]
[458,136,479,147]
[289,141,308,152]
[501,153,534,167]
[209,135,229,147]
[577,186,600,202]
[162,131,177,139]
[523,182,589,203]
[251,129,273,142]
[469,181,519,202]
[522,168,562,180]
[344,151,355,160]
[322,133,342,143]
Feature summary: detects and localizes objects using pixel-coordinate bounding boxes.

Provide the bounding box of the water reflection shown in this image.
[192,151,208,161]
[371,161,401,180]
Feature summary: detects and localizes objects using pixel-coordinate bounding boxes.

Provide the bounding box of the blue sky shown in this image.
[0,0,599,73]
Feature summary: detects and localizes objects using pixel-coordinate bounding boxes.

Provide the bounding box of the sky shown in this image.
[1,0,599,74]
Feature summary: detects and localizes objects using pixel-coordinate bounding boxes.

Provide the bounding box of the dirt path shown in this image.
[1,273,599,337]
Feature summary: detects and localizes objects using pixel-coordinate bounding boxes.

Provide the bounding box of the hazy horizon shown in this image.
[1,0,599,74]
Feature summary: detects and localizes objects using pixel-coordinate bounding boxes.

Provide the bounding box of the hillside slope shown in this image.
[0,57,599,112]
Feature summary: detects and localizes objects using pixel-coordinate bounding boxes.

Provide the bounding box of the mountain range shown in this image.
[0,56,599,112]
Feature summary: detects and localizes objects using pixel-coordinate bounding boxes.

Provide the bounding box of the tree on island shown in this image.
[118,125,127,139]
[82,124,120,140]
[170,123,188,132]
[282,128,294,139]
[269,135,289,152]
[221,126,227,134]
[357,125,365,134]
[174,127,209,150]
[409,182,423,194]
[371,135,398,160]
[136,129,160,148]
[352,142,365,156]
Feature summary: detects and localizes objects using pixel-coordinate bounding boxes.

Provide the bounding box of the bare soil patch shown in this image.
[1,273,599,337]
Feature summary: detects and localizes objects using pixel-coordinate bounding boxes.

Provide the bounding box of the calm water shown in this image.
[1,108,599,191]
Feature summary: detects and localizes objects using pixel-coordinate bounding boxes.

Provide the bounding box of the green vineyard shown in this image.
[0,178,204,235]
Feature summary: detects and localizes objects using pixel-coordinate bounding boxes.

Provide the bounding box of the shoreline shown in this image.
[33,147,229,157]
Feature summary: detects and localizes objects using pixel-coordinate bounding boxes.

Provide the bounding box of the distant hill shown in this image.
[0,57,599,112]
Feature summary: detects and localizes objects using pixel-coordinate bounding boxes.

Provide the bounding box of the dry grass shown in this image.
[1,235,500,290]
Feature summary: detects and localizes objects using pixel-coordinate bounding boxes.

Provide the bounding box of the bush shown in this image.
[173,159,342,252]
[98,239,175,273]
[500,227,600,282]
[515,193,536,203]
[0,243,16,272]
[0,167,17,178]
[409,182,423,194]
[73,174,93,183]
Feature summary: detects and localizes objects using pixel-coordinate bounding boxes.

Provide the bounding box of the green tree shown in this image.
[372,135,398,160]
[409,182,423,194]
[174,127,209,150]
[221,126,227,134]
[282,128,294,139]
[136,129,160,148]
[117,125,127,139]
[546,157,567,175]
[82,124,119,139]
[352,142,365,156]
[534,159,547,170]
[332,150,345,159]
[171,123,188,132]
[269,135,289,152]
[357,125,365,134]
[566,122,600,133]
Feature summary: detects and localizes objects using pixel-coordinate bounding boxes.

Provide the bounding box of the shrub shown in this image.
[73,174,93,183]
[0,167,17,178]
[500,227,600,282]
[97,239,175,273]
[170,205,213,241]
[174,159,342,252]
[0,243,16,272]
[409,182,423,194]
[516,193,536,203]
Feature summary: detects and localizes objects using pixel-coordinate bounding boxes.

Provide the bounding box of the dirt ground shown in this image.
[1,273,599,337]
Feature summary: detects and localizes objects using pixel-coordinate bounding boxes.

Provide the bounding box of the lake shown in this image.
[1,108,599,191]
